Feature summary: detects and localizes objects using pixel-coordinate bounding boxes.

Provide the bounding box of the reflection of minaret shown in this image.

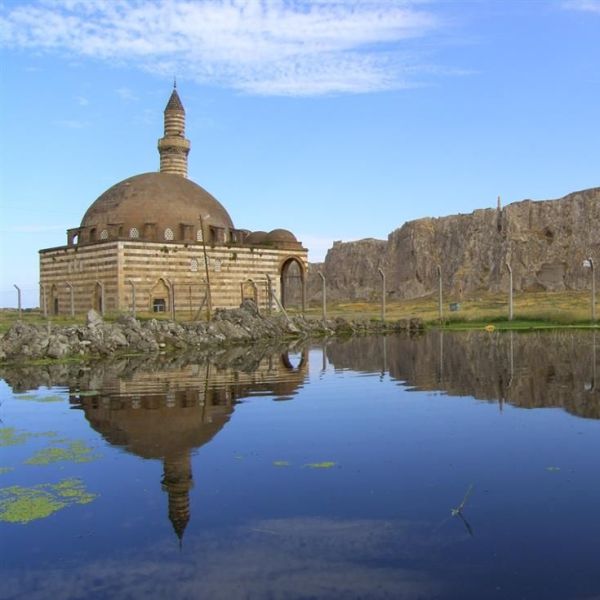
[162,451,193,543]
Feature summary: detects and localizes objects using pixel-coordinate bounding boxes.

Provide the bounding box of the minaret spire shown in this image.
[158,85,190,177]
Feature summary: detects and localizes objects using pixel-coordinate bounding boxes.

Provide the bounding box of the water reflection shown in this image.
[1,345,308,542]
[326,330,600,419]
[2,331,600,599]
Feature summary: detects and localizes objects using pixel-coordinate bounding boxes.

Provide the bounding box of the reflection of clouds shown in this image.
[4,517,457,599]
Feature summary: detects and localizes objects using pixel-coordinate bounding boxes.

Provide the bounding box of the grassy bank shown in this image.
[302,290,599,330]
[1,290,598,334]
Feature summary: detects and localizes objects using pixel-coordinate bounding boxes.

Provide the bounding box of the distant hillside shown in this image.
[308,187,600,301]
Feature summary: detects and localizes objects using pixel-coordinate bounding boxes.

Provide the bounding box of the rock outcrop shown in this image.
[309,187,599,301]
[0,302,423,363]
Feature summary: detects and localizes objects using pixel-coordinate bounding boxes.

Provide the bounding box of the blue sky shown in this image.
[0,0,599,307]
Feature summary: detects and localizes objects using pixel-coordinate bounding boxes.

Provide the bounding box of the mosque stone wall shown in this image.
[40,241,308,316]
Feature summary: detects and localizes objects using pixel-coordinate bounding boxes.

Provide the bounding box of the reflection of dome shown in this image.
[81,172,234,238]
[267,229,297,243]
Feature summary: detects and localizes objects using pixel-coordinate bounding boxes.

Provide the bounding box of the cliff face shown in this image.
[309,187,600,301]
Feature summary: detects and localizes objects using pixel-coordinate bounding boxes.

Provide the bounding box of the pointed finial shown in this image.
[173,76,177,90]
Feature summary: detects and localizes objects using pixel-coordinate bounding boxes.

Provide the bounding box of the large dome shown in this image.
[80,172,234,242]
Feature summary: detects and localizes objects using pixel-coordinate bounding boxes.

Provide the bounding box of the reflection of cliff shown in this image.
[61,349,308,542]
[326,332,600,419]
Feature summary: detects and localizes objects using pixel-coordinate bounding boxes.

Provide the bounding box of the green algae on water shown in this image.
[26,440,100,466]
[273,460,291,467]
[0,478,97,524]
[0,427,29,448]
[0,467,14,475]
[305,461,336,469]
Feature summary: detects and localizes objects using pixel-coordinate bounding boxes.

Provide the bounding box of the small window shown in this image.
[89,228,96,241]
[164,228,174,241]
[153,298,166,312]
[196,229,204,242]
[100,229,108,240]
[129,227,139,239]
[190,258,199,272]
[213,258,222,272]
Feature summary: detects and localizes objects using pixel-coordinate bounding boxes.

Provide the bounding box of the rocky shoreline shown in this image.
[0,301,423,363]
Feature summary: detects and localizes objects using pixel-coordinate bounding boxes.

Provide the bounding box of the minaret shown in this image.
[157,82,190,177]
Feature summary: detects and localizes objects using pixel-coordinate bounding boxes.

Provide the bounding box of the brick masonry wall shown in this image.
[40,241,309,316]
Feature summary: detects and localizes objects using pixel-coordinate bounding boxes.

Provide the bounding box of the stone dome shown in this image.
[80,172,234,242]
[245,231,268,245]
[266,229,297,243]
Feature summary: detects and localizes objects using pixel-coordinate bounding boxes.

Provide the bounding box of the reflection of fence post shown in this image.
[65,282,74,317]
[13,285,22,319]
[318,271,326,321]
[40,283,47,318]
[128,280,136,318]
[378,268,386,322]
[436,265,443,324]
[506,262,513,321]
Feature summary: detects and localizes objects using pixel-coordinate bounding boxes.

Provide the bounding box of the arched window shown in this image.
[100,229,108,240]
[164,227,174,241]
[129,227,139,239]
[190,259,198,272]
[89,228,96,241]
[196,229,204,242]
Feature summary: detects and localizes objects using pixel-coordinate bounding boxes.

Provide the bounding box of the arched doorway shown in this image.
[280,258,305,311]
[150,278,171,314]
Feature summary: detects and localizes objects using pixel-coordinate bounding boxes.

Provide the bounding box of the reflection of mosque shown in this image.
[69,351,308,542]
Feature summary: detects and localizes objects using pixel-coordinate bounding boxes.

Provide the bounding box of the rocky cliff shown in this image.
[309,187,599,301]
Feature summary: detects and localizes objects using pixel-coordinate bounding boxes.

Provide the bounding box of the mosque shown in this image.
[39,86,308,317]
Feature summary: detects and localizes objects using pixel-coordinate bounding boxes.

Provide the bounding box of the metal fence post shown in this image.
[378,268,386,321]
[65,282,75,316]
[40,283,47,318]
[318,271,326,321]
[436,265,443,323]
[128,280,136,318]
[591,258,596,323]
[506,262,513,321]
[13,284,22,319]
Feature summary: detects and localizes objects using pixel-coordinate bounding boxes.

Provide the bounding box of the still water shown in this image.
[1,331,599,600]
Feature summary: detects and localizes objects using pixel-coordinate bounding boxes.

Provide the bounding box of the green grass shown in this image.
[2,290,598,336]
[302,290,599,330]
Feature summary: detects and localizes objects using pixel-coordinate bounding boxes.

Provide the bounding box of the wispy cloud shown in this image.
[53,118,88,128]
[0,0,451,96]
[116,86,138,101]
[563,0,600,13]
[76,95,89,106]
